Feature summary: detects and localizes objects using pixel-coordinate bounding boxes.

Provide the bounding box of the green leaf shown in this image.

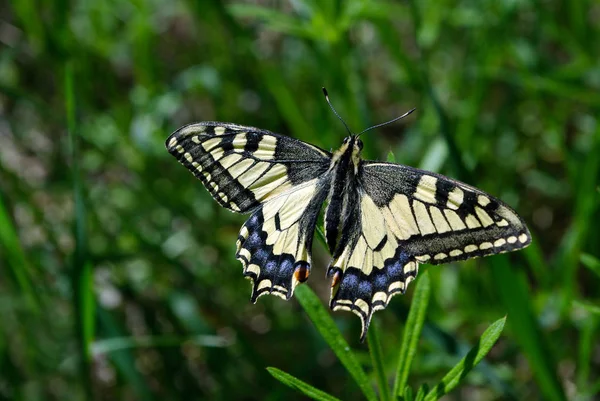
[295,285,378,401]
[367,319,390,401]
[576,314,598,391]
[580,253,600,277]
[403,385,414,401]
[423,316,506,401]
[573,300,600,315]
[414,383,429,401]
[387,150,396,162]
[267,367,342,401]
[315,225,327,248]
[227,4,313,39]
[91,334,230,355]
[393,271,431,397]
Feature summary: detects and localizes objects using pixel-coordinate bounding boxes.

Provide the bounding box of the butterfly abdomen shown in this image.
[324,138,363,254]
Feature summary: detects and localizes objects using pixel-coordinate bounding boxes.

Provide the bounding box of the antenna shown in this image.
[322,88,353,135]
[357,108,416,137]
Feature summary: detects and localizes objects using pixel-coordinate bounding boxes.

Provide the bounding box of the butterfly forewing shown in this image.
[166,122,331,213]
[360,162,531,262]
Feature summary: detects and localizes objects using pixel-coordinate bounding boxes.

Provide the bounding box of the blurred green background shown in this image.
[1,0,599,400]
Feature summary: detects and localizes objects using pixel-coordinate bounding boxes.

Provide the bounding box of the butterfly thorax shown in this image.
[324,136,363,254]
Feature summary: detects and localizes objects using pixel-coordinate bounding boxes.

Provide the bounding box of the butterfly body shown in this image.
[324,136,363,254]
[167,121,531,340]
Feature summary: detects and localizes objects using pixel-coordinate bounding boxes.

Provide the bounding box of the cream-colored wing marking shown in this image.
[236,178,329,301]
[166,122,330,213]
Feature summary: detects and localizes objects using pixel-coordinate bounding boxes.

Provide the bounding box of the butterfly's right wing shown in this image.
[166,122,332,300]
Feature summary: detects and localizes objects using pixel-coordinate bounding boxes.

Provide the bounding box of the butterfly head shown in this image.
[335,135,364,173]
[343,135,364,155]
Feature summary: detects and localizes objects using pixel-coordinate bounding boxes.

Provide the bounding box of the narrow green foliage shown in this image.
[414,383,429,401]
[577,316,599,395]
[267,367,342,401]
[92,334,230,355]
[367,319,390,401]
[228,5,311,39]
[403,386,414,401]
[387,150,396,163]
[581,253,600,277]
[65,62,94,397]
[393,271,431,397]
[80,260,95,355]
[97,309,154,401]
[316,225,327,248]
[557,134,600,315]
[0,193,39,312]
[423,317,506,401]
[573,300,600,315]
[295,285,378,401]
[490,258,566,401]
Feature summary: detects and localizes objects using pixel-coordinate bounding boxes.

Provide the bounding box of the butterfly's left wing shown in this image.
[328,161,531,340]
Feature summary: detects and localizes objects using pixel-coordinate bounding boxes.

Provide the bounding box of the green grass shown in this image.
[1,0,599,399]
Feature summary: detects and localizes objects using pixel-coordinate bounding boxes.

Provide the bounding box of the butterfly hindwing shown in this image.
[327,196,419,341]
[166,122,331,213]
[237,179,329,301]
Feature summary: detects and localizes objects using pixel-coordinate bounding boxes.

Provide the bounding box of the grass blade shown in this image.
[267,367,342,401]
[91,334,230,355]
[65,61,94,398]
[490,258,566,401]
[580,253,600,277]
[403,386,413,401]
[573,300,600,315]
[576,314,598,393]
[392,271,431,397]
[414,383,429,401]
[0,192,39,313]
[97,308,154,401]
[295,285,378,401]
[367,318,390,401]
[423,316,506,401]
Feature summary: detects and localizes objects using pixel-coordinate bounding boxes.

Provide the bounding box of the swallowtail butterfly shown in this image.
[166,89,531,340]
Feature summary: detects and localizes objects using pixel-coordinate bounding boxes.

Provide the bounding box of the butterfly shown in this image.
[166,89,531,341]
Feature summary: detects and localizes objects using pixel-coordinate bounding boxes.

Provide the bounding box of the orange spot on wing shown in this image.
[331,271,342,288]
[294,263,310,283]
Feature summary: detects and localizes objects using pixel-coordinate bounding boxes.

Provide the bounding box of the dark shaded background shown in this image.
[1,0,599,400]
